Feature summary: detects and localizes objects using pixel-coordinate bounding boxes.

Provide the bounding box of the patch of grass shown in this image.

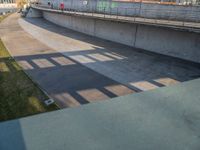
[0,17,59,122]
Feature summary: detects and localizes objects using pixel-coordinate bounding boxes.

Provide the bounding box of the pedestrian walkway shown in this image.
[0,13,134,108]
[18,14,200,91]
[1,13,200,108]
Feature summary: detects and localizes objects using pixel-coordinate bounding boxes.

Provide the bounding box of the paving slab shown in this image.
[17,14,200,92]
[1,13,200,108]
[0,13,134,108]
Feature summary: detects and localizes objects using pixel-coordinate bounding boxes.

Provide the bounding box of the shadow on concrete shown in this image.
[8,17,200,108]
[0,120,26,150]
[2,49,200,108]
[24,17,200,67]
[3,52,134,108]
[23,18,200,79]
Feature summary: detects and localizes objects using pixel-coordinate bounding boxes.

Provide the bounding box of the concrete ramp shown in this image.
[1,13,200,109]
[0,78,200,150]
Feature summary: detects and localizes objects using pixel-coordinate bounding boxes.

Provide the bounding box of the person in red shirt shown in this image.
[60,2,64,11]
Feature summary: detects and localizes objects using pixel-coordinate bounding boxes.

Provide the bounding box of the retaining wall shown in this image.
[26,8,43,17]
[42,11,200,63]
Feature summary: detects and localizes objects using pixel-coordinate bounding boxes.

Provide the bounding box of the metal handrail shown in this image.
[32,4,200,29]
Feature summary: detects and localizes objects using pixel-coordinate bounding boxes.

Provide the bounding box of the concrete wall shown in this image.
[135,25,200,62]
[26,8,43,17]
[95,20,137,46]
[43,11,200,63]
[39,0,200,22]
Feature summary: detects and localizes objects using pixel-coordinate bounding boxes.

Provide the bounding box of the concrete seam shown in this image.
[93,18,96,36]
[133,24,138,47]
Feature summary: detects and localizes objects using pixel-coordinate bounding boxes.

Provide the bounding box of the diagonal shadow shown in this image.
[8,52,135,108]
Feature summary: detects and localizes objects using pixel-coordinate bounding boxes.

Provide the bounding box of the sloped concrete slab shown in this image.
[0,78,200,150]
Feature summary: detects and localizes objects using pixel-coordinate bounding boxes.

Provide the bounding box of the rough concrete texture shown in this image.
[0,78,200,150]
[42,11,200,63]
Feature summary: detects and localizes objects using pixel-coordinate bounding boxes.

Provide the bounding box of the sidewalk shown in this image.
[0,13,134,108]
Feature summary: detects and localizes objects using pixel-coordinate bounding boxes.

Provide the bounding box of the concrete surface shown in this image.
[1,13,200,108]
[26,8,43,18]
[18,13,200,90]
[33,9,200,63]
[0,78,200,150]
[0,13,134,108]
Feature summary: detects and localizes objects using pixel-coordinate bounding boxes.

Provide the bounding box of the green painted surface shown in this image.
[0,79,200,150]
[97,1,118,11]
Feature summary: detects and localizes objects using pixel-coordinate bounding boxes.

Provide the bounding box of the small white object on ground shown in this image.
[44,99,55,106]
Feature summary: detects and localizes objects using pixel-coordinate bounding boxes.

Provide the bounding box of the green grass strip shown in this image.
[0,15,58,122]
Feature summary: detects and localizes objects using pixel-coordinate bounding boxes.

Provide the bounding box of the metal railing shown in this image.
[32,3,200,31]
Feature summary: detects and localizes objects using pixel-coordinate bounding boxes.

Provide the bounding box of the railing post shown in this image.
[92,7,93,17]
[183,11,185,27]
[110,7,111,18]
[117,7,118,19]
[75,6,76,15]
[139,0,142,17]
[104,7,105,18]
[134,8,136,22]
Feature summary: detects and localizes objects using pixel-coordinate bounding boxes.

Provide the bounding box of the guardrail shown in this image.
[95,7,200,22]
[33,2,200,22]
[32,4,200,32]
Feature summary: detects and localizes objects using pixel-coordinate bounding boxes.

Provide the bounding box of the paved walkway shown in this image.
[1,13,200,108]
[18,14,200,89]
[0,14,134,108]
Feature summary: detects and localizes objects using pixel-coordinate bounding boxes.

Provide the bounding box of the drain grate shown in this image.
[44,99,55,106]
